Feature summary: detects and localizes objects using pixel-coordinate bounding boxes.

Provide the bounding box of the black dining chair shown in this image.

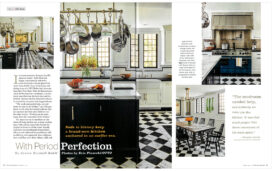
[193,117,198,124]
[207,119,215,127]
[205,123,224,156]
[214,123,224,135]
[176,127,190,149]
[23,44,30,55]
[199,118,205,124]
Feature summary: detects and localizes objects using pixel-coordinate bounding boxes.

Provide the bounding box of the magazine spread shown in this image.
[0,0,271,170]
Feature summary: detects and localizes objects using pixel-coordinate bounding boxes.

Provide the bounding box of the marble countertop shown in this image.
[60,76,171,81]
[202,55,221,81]
[60,83,141,100]
[0,48,19,53]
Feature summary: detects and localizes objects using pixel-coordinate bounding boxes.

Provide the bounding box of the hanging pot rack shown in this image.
[60,3,123,26]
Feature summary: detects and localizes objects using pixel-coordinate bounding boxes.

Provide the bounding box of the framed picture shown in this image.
[15,33,28,43]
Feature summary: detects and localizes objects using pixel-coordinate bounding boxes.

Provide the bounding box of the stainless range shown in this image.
[212,49,252,56]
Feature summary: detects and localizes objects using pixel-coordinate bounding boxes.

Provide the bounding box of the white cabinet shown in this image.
[252,52,261,75]
[251,30,261,39]
[137,80,172,109]
[164,25,172,65]
[138,89,161,109]
[161,81,172,107]
[137,79,161,109]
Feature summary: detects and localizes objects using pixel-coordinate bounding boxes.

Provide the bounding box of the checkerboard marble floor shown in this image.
[176,136,225,157]
[220,76,261,85]
[60,111,172,168]
[17,51,52,69]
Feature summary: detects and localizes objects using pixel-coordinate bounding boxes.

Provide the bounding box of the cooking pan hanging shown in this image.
[91,12,102,41]
[78,10,91,45]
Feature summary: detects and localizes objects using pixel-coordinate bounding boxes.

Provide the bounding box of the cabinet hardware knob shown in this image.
[72,106,74,120]
[100,105,102,112]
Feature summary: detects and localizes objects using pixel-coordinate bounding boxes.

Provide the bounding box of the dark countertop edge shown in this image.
[60,77,172,81]
[203,49,261,52]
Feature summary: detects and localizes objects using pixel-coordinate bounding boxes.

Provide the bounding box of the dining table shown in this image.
[176,121,215,147]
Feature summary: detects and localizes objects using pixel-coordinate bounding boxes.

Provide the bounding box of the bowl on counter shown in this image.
[120,73,131,79]
[67,79,83,89]
[38,47,47,52]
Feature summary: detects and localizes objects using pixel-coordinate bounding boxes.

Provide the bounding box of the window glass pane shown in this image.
[81,40,95,57]
[65,54,78,68]
[98,37,110,67]
[130,33,139,68]
[219,93,225,114]
[143,33,157,68]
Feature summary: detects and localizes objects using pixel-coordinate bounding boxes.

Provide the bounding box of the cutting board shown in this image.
[73,87,105,93]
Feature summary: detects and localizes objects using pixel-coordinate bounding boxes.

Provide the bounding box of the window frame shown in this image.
[218,93,225,114]
[143,33,158,68]
[64,37,111,68]
[196,98,200,113]
[201,97,205,113]
[130,33,140,68]
[97,37,111,68]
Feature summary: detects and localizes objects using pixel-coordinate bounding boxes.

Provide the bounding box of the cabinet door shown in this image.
[111,100,139,153]
[138,91,146,107]
[252,52,261,75]
[146,92,161,106]
[161,82,172,107]
[2,53,16,69]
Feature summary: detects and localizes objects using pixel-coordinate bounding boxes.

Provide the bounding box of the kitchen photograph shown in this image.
[59,2,172,168]
[202,2,261,85]
[0,17,54,69]
[176,85,225,157]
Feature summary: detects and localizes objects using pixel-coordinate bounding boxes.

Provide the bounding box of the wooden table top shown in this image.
[176,121,215,133]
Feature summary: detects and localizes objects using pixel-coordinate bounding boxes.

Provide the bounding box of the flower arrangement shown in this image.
[185,117,193,125]
[72,55,98,77]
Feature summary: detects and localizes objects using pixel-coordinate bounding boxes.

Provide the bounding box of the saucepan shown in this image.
[72,13,91,45]
[91,23,102,41]
[65,25,79,55]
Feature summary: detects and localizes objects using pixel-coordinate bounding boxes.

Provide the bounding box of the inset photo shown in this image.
[202,2,261,85]
[0,17,54,69]
[176,85,225,157]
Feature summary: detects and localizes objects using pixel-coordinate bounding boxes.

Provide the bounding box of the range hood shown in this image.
[211,12,253,30]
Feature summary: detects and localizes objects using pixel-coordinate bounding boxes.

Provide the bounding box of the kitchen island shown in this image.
[60,83,141,162]
[0,48,19,69]
[37,52,54,68]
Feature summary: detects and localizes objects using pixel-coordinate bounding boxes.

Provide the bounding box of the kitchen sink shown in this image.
[114,87,134,90]
[136,79,161,89]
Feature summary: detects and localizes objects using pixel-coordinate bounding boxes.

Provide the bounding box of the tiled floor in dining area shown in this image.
[176,135,225,157]
[60,111,172,168]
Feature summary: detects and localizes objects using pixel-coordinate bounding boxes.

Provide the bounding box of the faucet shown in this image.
[110,75,112,90]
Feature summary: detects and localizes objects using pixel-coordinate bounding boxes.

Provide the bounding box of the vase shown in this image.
[82,67,91,78]
[188,121,191,126]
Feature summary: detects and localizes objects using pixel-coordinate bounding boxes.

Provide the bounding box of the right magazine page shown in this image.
[173,1,272,169]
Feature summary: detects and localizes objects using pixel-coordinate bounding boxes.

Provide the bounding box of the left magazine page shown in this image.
[0,2,60,168]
